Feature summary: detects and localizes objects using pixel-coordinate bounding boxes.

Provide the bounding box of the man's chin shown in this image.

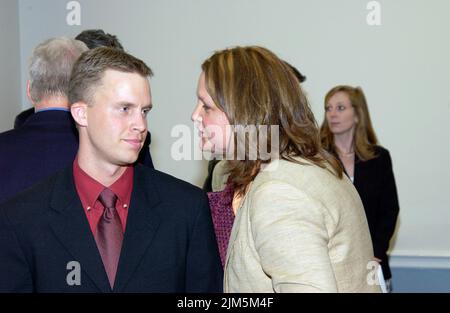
[116,155,139,166]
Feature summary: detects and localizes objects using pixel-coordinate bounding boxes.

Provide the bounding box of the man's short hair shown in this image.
[28,37,88,103]
[69,47,153,105]
[75,29,124,50]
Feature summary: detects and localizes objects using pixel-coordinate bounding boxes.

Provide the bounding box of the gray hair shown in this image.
[28,37,88,103]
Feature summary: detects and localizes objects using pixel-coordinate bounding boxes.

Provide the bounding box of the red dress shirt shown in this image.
[73,157,133,234]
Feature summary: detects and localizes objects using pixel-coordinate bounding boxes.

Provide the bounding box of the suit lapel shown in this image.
[353,156,363,188]
[113,167,162,292]
[48,168,111,292]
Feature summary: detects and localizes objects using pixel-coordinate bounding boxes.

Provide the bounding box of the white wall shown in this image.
[0,0,21,131]
[14,0,450,258]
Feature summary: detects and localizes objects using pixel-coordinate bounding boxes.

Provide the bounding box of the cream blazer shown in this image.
[212,159,381,293]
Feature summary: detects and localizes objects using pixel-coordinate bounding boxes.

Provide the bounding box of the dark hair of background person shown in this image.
[284,61,306,83]
[75,29,124,50]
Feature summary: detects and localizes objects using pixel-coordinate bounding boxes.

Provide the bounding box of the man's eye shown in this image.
[142,108,151,115]
[121,106,130,112]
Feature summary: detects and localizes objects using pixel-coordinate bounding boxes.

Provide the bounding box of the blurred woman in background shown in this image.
[320,85,400,292]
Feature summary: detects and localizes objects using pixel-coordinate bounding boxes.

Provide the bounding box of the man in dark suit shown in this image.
[0,37,88,204]
[13,30,123,129]
[13,30,154,168]
[0,47,222,292]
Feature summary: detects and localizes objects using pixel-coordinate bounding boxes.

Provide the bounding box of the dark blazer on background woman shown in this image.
[351,146,400,279]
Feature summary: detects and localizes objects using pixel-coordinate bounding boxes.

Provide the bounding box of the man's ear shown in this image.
[71,102,88,127]
[26,80,33,104]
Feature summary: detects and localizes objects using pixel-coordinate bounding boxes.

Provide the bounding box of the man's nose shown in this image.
[133,113,147,133]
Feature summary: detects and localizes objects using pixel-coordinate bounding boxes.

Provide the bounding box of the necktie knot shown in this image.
[99,188,118,209]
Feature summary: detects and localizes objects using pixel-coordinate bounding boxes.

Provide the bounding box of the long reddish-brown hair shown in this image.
[202,46,342,195]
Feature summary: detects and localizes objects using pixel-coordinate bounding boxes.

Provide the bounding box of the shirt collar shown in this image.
[73,156,134,209]
[35,107,70,113]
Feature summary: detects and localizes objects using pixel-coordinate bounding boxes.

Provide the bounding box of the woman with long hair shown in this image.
[320,85,400,292]
[192,46,380,292]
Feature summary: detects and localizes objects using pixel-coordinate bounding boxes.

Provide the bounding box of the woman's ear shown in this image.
[71,102,88,127]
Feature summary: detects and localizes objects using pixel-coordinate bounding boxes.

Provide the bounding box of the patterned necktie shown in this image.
[95,188,123,289]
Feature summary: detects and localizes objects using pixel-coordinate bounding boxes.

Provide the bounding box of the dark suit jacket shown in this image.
[13,107,34,129]
[353,146,400,279]
[0,110,79,204]
[0,165,223,292]
[137,131,154,168]
[14,109,154,168]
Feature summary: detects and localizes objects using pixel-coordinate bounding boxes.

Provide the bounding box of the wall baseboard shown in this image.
[389,255,450,292]
[390,255,450,269]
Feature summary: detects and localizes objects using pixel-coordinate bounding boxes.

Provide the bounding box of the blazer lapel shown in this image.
[48,168,111,292]
[353,156,363,188]
[113,167,162,292]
